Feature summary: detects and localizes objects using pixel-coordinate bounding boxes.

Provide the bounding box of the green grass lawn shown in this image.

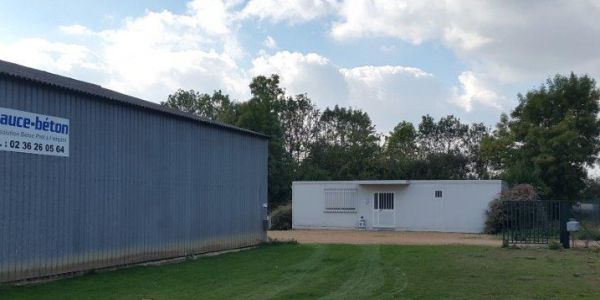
[1,243,599,299]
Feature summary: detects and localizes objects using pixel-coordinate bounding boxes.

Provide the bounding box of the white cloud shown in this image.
[186,0,237,36]
[91,2,251,101]
[379,45,397,53]
[5,0,599,131]
[240,0,338,23]
[331,0,446,44]
[341,65,446,131]
[263,36,277,49]
[251,51,348,108]
[331,0,600,84]
[0,38,96,73]
[3,0,250,103]
[442,27,491,51]
[341,65,433,81]
[59,24,94,36]
[251,51,452,132]
[451,71,503,112]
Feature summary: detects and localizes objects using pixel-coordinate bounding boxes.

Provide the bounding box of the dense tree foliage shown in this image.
[164,72,600,205]
[581,178,600,200]
[236,75,293,207]
[162,89,238,123]
[381,115,489,180]
[483,74,600,200]
[278,94,320,164]
[302,105,381,180]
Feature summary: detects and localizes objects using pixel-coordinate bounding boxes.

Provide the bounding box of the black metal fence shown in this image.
[501,199,600,248]
[501,200,568,245]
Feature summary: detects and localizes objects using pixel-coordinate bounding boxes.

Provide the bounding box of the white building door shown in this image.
[373,192,395,228]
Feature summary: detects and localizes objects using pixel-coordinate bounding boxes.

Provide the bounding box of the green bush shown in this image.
[485,198,504,234]
[548,240,563,250]
[484,184,539,234]
[573,227,600,241]
[270,203,292,230]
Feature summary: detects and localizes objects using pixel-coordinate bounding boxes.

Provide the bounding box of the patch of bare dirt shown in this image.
[268,229,501,246]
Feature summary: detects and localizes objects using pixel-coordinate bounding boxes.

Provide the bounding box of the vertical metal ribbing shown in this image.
[0,75,268,282]
[0,79,9,282]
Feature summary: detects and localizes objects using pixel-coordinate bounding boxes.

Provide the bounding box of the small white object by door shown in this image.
[373,192,395,228]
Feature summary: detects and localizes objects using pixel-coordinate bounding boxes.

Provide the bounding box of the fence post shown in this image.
[559,201,570,249]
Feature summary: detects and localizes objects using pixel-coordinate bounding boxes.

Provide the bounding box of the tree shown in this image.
[382,115,490,180]
[278,94,320,163]
[581,177,600,200]
[303,105,381,180]
[236,75,293,207]
[380,122,418,179]
[465,122,492,179]
[417,115,469,156]
[418,115,487,179]
[481,113,514,177]
[162,89,238,124]
[386,121,418,158]
[489,74,600,200]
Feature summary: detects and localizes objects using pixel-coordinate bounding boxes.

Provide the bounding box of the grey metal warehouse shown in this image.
[0,60,268,283]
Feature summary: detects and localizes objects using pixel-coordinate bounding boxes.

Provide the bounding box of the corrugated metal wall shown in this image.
[0,75,268,283]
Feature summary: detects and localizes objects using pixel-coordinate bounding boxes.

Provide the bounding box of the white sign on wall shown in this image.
[0,107,69,157]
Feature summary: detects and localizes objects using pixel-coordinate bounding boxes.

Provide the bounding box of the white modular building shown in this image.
[292,180,505,233]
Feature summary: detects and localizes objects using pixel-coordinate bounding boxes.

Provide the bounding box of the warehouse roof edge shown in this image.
[0,59,268,139]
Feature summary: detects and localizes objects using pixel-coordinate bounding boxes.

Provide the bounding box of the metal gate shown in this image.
[501,200,570,247]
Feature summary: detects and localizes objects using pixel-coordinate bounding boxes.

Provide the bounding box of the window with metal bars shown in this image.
[435,190,443,198]
[324,189,358,213]
[374,192,394,210]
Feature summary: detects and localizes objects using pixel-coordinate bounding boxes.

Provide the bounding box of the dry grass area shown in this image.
[269,229,502,246]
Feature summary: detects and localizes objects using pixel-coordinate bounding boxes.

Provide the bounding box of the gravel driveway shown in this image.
[268,229,501,246]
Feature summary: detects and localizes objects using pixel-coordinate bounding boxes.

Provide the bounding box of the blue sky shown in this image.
[1,0,599,133]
